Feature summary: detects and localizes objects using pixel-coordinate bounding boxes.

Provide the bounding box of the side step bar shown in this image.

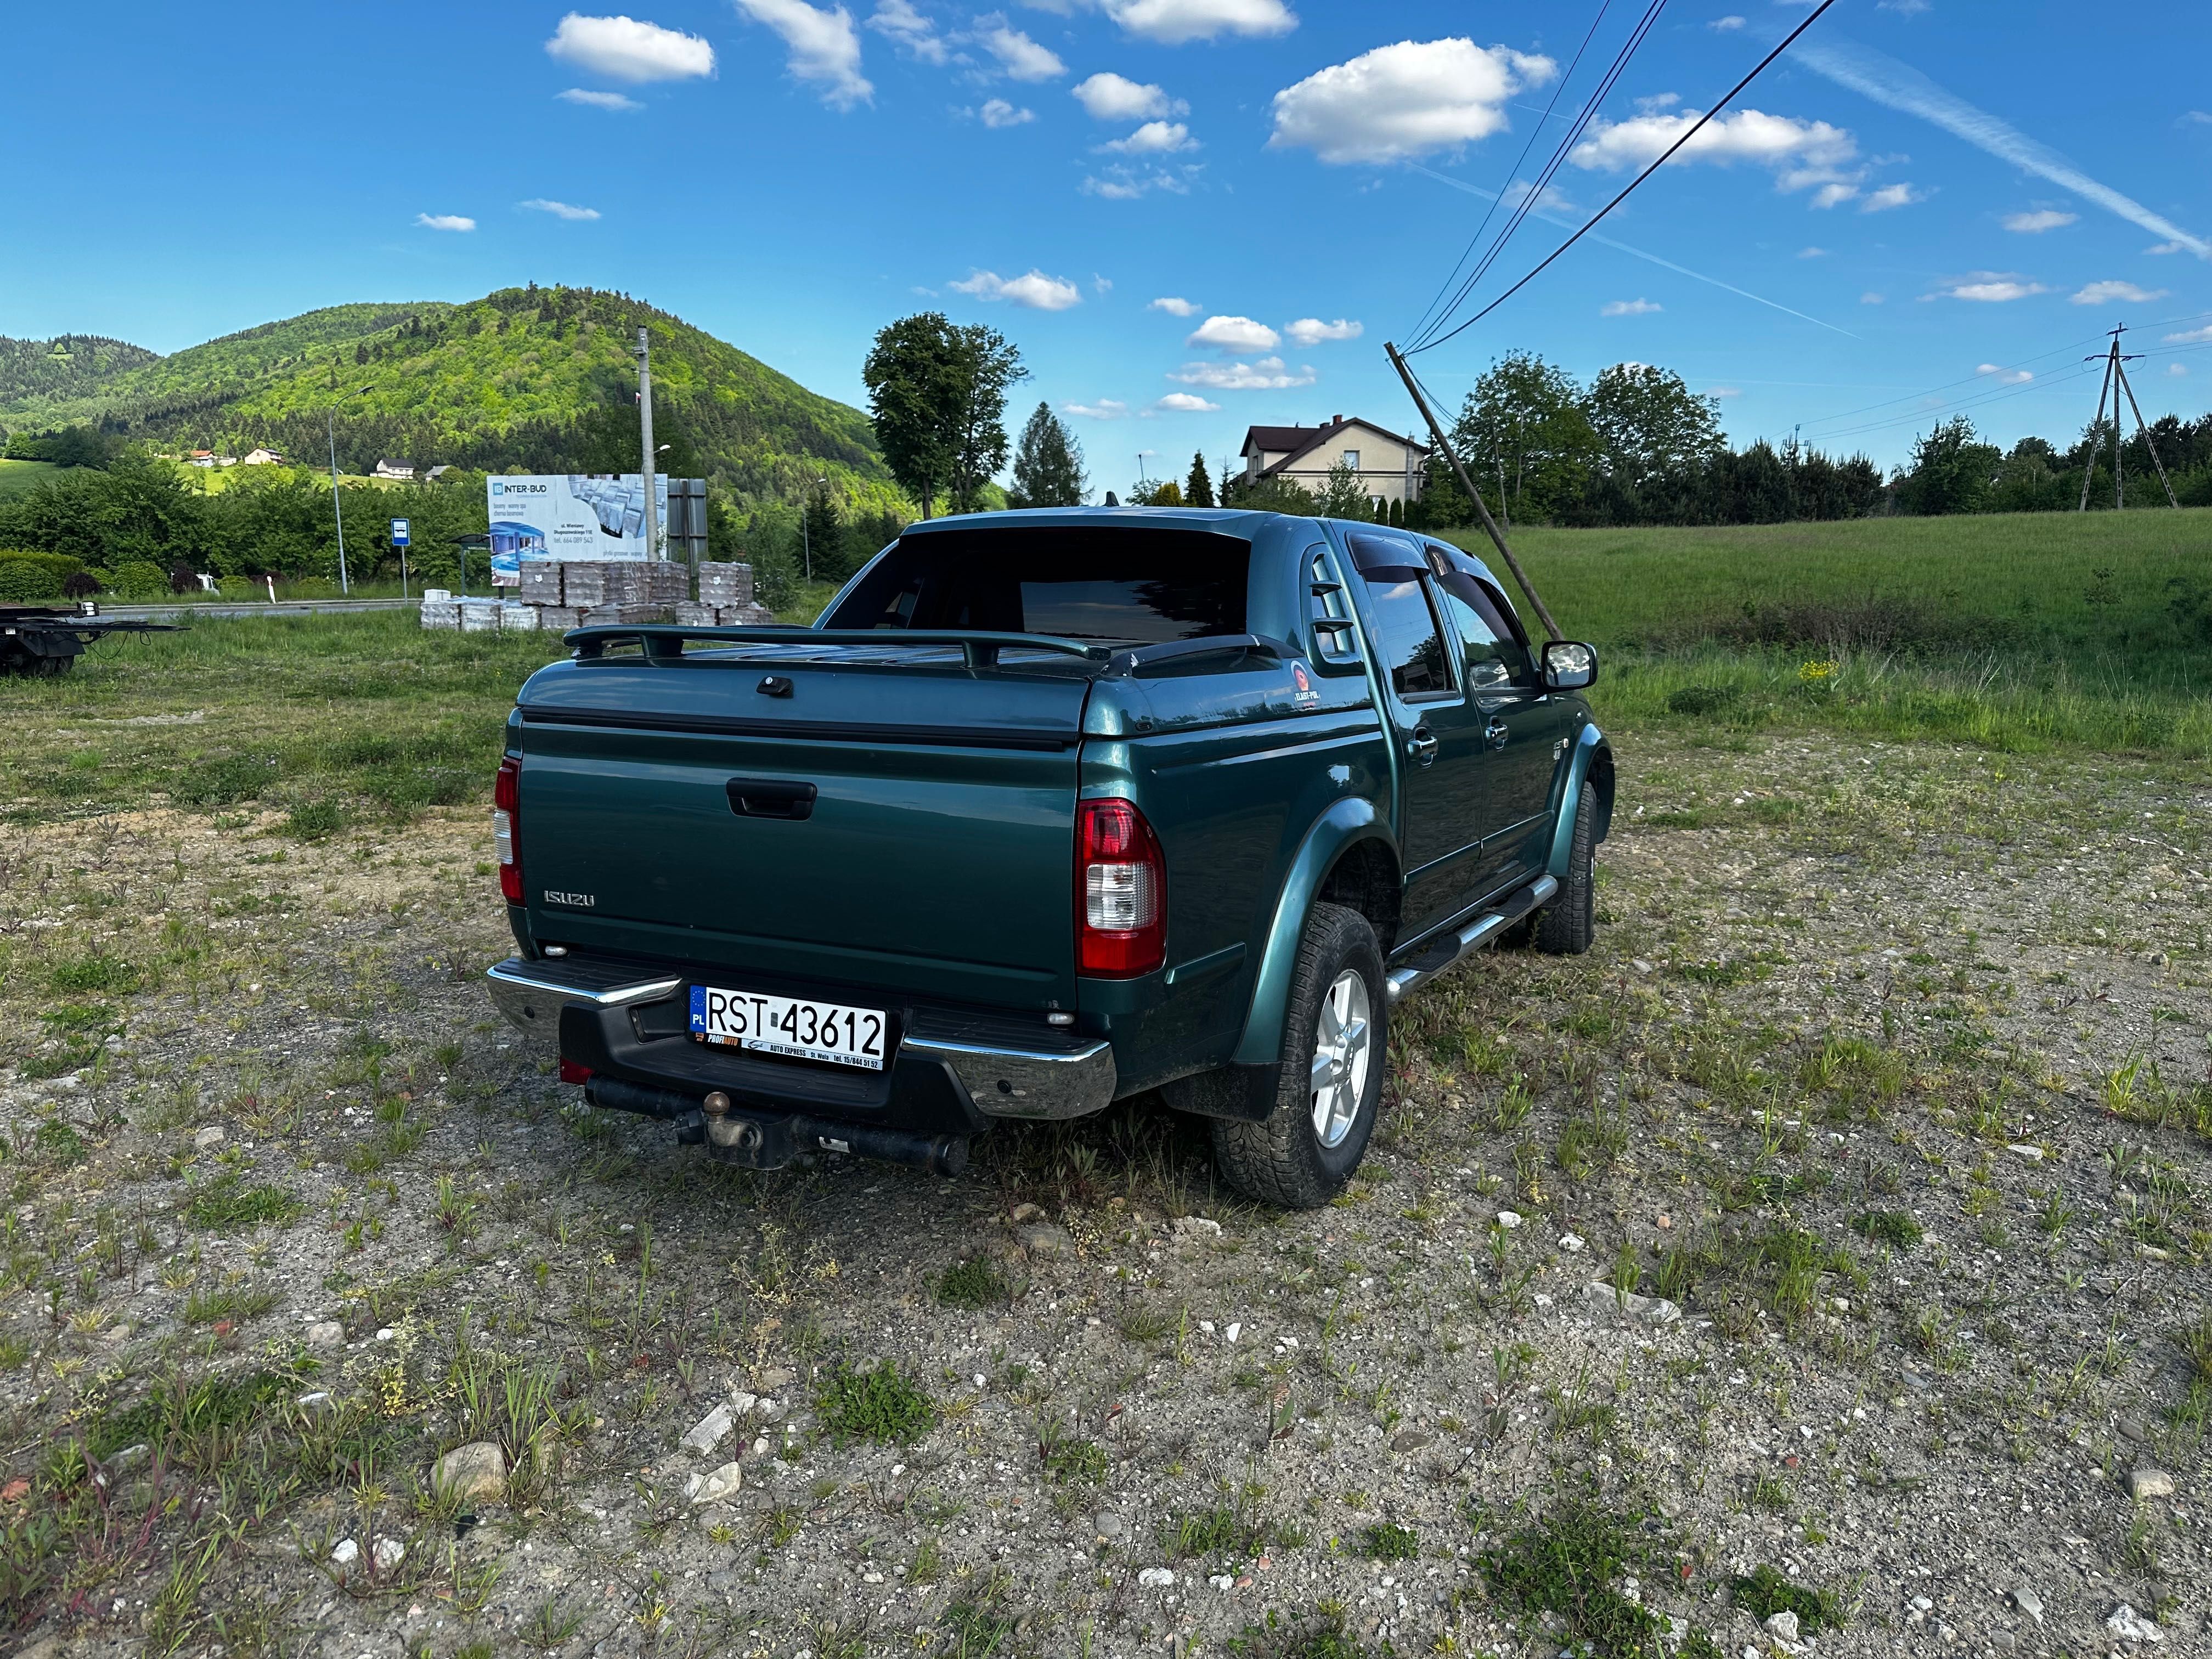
[1384,875,1559,1004]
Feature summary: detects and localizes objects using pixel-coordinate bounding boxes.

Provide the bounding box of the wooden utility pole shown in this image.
[1384,341,1562,641]
[2079,325,2179,512]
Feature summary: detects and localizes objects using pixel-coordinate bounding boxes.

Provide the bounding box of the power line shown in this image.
[1795,331,2109,435]
[1409,0,1841,358]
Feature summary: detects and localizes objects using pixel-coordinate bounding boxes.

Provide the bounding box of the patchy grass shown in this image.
[1733,1564,1843,1633]
[183,1173,302,1231]
[934,1257,1011,1310]
[1849,1210,1924,1248]
[1358,1521,1419,1560]
[1480,1499,1684,1659]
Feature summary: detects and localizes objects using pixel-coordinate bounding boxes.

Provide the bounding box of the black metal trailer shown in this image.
[0,603,180,676]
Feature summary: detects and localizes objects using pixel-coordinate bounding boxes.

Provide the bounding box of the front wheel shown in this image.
[1210,902,1386,1209]
[1534,787,1596,955]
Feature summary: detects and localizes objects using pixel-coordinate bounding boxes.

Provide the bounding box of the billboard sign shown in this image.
[484,473,668,585]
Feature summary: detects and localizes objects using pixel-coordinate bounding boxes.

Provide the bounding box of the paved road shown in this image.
[95,599,421,621]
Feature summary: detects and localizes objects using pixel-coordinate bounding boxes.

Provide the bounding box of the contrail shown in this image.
[1408,164,1857,338]
[1793,36,2211,261]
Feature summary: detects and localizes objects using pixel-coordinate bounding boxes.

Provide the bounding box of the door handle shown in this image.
[1485,718,1509,751]
[1406,728,1439,767]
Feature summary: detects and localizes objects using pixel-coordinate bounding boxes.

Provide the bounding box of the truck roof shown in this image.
[898,506,1285,538]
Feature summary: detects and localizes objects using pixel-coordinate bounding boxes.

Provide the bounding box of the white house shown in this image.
[241,447,285,466]
[1239,416,1430,506]
[373,458,416,482]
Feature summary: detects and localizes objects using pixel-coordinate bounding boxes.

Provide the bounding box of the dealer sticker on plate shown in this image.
[690,985,888,1071]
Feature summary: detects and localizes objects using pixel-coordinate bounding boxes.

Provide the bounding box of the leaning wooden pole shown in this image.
[2113,355,2182,510]
[1385,342,1562,640]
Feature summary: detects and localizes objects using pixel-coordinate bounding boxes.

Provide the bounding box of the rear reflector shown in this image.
[493,756,522,905]
[1077,797,1166,978]
[558,1057,593,1086]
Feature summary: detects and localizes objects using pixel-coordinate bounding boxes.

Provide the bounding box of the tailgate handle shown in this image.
[726,778,817,821]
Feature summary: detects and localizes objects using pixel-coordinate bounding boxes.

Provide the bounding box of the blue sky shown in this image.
[5,0,2209,482]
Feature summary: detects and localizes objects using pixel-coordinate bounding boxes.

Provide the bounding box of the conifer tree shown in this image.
[1006,402,1087,507]
[1184,451,1215,507]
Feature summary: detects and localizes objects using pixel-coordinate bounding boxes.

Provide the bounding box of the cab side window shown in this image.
[1362,573,1455,700]
[1434,558,1535,685]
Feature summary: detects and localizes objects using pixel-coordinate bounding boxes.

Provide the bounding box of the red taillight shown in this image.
[557,1057,593,1086]
[493,757,523,905]
[1077,797,1165,978]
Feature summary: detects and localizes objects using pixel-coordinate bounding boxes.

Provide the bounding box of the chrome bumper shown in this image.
[486,958,1117,1121]
[486,957,684,1036]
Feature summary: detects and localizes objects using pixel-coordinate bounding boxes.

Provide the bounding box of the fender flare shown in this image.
[1545,723,1614,879]
[1231,796,1397,1068]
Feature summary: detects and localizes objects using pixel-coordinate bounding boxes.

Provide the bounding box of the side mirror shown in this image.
[1541,640,1597,691]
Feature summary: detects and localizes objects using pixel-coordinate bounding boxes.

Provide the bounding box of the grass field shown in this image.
[0,458,62,496]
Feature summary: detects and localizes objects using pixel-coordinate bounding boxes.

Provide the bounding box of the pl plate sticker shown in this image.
[1291,661,1319,706]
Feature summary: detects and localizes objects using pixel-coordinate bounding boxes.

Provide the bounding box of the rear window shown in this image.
[823,527,1249,644]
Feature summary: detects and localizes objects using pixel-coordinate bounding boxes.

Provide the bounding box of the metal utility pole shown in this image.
[1384,341,1562,641]
[326,383,371,595]
[2079,325,2180,512]
[635,326,661,560]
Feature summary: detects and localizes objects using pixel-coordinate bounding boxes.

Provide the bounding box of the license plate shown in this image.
[689,985,888,1071]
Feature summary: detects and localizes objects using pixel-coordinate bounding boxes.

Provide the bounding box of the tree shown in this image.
[1895,416,2000,516]
[1130,478,1183,506]
[1006,403,1086,507]
[863,313,1027,516]
[1453,352,1600,525]
[1583,363,1723,511]
[802,482,847,581]
[1184,451,1215,507]
[1315,459,1372,518]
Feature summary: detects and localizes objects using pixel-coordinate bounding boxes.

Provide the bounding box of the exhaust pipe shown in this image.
[585,1077,967,1178]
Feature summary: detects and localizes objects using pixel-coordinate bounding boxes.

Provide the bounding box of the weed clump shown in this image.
[283,798,348,841]
[184,1172,302,1231]
[1733,1564,1841,1633]
[934,1257,1009,1309]
[1359,1521,1419,1560]
[1849,1210,1923,1248]
[815,1361,936,1446]
[47,954,140,995]
[1481,1499,1683,1659]
[1227,1607,1386,1658]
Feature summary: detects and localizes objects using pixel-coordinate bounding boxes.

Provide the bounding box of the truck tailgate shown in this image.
[512,648,1088,1010]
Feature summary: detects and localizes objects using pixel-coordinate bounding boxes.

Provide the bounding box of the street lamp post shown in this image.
[326,385,371,596]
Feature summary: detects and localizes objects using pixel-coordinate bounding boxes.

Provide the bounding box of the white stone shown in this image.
[1581,1280,1682,1324]
[687,1460,743,1505]
[193,1125,225,1150]
[372,1537,404,1572]
[1209,1573,1234,1592]
[1763,1610,1800,1643]
[684,1403,735,1454]
[727,1390,759,1417]
[1225,1323,1241,1343]
[1173,1215,1223,1240]
[305,1321,344,1350]
[2128,1468,2175,1500]
[2009,1587,2042,1624]
[1138,1567,1176,1589]
[1495,1211,1522,1229]
[2106,1603,2163,1644]
[431,1441,506,1505]
[1559,1233,1586,1253]
[330,1538,359,1566]
[2006,1143,2044,1161]
[295,1390,334,1415]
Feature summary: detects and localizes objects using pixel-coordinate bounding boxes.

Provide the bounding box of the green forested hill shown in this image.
[0,288,900,510]
[0,334,161,405]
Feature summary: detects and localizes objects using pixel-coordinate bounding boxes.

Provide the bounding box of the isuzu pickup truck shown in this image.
[486,509,1611,1206]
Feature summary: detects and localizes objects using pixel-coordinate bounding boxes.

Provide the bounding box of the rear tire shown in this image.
[1210,902,1385,1209]
[1534,788,1596,955]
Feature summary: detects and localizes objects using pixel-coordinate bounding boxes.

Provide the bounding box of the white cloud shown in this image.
[1634,92,1681,115]
[2070,280,2169,306]
[2147,240,2187,256]
[979,98,1034,127]
[1072,72,1182,121]
[1600,298,1662,317]
[1103,121,1195,154]
[1877,0,1929,13]
[1148,296,1201,317]
[950,268,1084,309]
[1099,0,1296,46]
[868,0,947,63]
[519,199,602,220]
[1284,317,1362,345]
[2003,208,2076,233]
[731,0,872,109]
[1093,274,1113,294]
[1705,385,1744,399]
[1860,291,1884,304]
[1064,399,1130,419]
[557,87,644,110]
[2170,362,2189,376]
[1081,165,1198,199]
[1975,364,2033,384]
[1152,393,1220,413]
[545,13,715,82]
[1570,106,1858,192]
[1709,15,1746,29]
[1187,315,1279,352]
[1932,276,2047,302]
[1810,182,1857,210]
[983,21,1065,81]
[416,213,476,232]
[1859,182,1922,212]
[1797,245,1829,258]
[1169,356,1313,390]
[1268,38,1557,166]
[2185,111,2212,127]
[2165,324,2212,343]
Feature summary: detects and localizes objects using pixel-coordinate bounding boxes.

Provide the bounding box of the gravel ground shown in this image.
[1,725,2207,1659]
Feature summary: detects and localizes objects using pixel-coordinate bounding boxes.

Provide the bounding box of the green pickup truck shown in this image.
[486,508,1612,1207]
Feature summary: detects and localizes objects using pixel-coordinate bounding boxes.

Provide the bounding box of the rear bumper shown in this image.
[484,955,1116,1128]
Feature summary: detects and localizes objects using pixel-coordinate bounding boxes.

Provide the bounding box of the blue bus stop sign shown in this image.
[390,517,410,547]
